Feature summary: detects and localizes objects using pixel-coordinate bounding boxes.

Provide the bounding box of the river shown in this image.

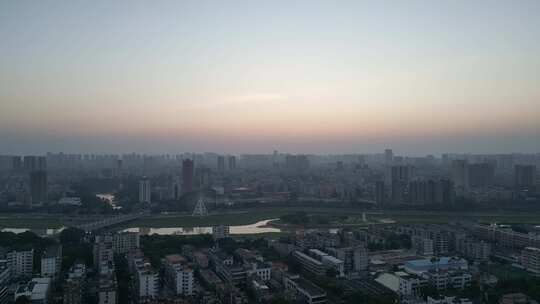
[0,219,281,236]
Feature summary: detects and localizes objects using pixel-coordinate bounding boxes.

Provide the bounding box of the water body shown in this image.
[0,219,280,236]
[122,219,281,235]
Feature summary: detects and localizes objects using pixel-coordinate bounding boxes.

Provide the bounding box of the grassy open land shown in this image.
[133,207,380,228]
[0,215,64,229]
[136,208,540,228]
[374,212,540,225]
[0,207,539,229]
[485,263,531,280]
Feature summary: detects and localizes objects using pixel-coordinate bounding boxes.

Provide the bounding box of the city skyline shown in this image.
[1,0,540,155]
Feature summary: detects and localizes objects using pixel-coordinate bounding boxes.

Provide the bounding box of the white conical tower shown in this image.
[192,196,208,216]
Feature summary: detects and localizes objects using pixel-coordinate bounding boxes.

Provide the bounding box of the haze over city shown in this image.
[1,0,540,155]
[3,2,540,304]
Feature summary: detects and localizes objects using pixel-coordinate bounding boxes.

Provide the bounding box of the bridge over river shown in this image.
[69,211,149,232]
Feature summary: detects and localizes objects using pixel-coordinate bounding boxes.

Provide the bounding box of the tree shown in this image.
[269,297,292,304]
[345,292,396,304]
[15,296,30,304]
[326,268,339,278]
[60,227,85,244]
[421,285,439,299]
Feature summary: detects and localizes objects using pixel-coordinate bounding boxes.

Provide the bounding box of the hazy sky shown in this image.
[1,0,539,155]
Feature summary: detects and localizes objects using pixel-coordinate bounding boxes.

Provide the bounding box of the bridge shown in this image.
[71,211,149,232]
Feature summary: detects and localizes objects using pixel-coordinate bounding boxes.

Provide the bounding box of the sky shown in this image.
[1,0,539,155]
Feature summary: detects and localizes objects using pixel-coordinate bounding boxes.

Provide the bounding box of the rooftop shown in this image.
[294,251,323,266]
[295,277,326,297]
[42,245,61,259]
[405,257,466,268]
[165,254,187,264]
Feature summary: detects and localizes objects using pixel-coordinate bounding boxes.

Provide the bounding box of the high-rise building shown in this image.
[408,179,437,205]
[23,155,46,172]
[138,178,151,203]
[391,182,407,204]
[468,163,494,188]
[384,149,393,165]
[438,179,455,205]
[30,170,48,204]
[217,156,225,172]
[390,165,411,204]
[409,179,455,205]
[515,165,536,191]
[182,159,194,193]
[375,181,385,205]
[391,165,412,183]
[285,154,310,171]
[167,175,182,200]
[228,155,236,170]
[116,159,122,177]
[12,156,23,171]
[451,160,469,190]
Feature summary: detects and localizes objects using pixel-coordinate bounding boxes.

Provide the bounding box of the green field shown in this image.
[118,208,540,228]
[132,207,370,227]
[374,212,540,225]
[0,216,63,229]
[0,207,539,229]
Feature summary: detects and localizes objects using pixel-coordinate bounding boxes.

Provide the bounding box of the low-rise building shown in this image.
[284,274,327,304]
[58,197,82,206]
[194,251,209,269]
[6,249,33,278]
[199,269,223,288]
[63,263,86,304]
[163,254,193,296]
[293,251,325,276]
[130,254,158,303]
[15,277,51,304]
[249,274,272,303]
[455,236,491,261]
[112,232,140,254]
[424,270,472,291]
[427,296,472,304]
[521,247,540,275]
[375,272,427,297]
[98,261,117,304]
[404,257,468,275]
[412,236,434,256]
[0,261,10,304]
[41,245,62,279]
[93,236,114,271]
[212,225,230,240]
[499,293,534,304]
